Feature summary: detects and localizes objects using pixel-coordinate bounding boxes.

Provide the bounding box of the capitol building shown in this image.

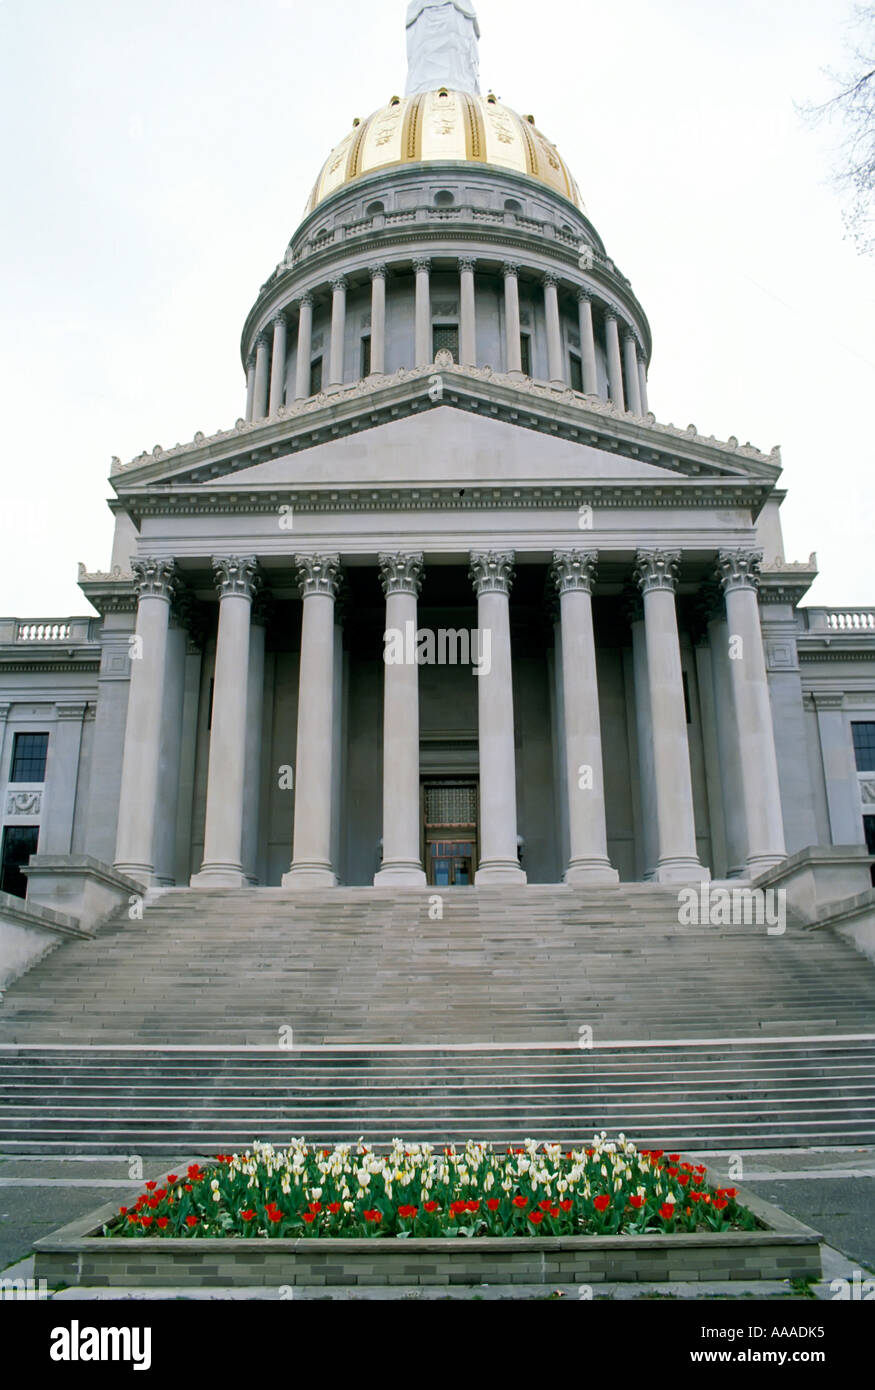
[0,0,873,972]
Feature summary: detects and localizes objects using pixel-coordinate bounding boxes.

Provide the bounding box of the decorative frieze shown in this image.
[469,550,515,596]
[5,790,42,816]
[633,549,681,595]
[378,553,424,597]
[295,553,342,599]
[551,550,598,595]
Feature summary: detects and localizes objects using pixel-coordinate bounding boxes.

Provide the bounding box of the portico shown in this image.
[111,535,786,891]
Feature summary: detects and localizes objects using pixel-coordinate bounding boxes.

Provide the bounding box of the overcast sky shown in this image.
[1,0,872,615]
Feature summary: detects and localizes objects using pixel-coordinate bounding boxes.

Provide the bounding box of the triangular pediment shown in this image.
[111,364,781,513]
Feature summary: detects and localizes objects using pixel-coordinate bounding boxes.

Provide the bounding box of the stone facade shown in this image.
[1,5,873,902]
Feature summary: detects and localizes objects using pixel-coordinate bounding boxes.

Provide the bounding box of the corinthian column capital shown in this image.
[295,553,342,598]
[552,550,598,595]
[716,548,763,594]
[469,550,515,596]
[131,557,178,602]
[378,552,424,597]
[633,549,681,594]
[211,555,261,601]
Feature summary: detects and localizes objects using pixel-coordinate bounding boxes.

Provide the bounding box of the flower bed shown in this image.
[33,1135,823,1290]
[102,1135,757,1242]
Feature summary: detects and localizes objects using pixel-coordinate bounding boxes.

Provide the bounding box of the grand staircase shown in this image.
[1,886,873,1152]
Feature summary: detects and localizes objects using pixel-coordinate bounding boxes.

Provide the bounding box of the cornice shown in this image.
[112,479,776,522]
[110,362,781,506]
[0,656,100,673]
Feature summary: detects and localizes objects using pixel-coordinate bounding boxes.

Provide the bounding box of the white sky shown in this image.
[0,0,872,615]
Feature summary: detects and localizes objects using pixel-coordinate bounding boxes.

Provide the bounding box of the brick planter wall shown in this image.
[34,1186,821,1289]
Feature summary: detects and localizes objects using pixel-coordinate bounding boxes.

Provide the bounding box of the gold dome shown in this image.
[304,89,584,215]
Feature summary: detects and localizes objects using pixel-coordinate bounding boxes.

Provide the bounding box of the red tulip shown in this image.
[512,1195,528,1209]
[241,1209,256,1222]
[327,1202,342,1214]
[363,1209,382,1223]
[157,1217,169,1230]
[166,1175,178,1185]
[398,1205,418,1219]
[593,1195,610,1213]
[628,1195,644,1209]
[487,1198,500,1211]
[559,1199,573,1212]
[528,1211,544,1225]
[423,1201,439,1214]
[659,1203,674,1220]
[301,1212,317,1224]
[185,1215,198,1228]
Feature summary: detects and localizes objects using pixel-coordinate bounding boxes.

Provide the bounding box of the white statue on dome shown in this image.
[405,0,481,96]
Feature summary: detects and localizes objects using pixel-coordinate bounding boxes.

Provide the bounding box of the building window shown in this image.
[852,722,875,772]
[569,351,583,392]
[433,324,459,361]
[0,825,39,899]
[519,332,532,375]
[9,732,49,783]
[434,189,455,207]
[309,356,323,395]
[360,335,371,377]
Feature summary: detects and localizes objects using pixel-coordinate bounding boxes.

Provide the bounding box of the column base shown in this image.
[475,860,527,885]
[281,863,338,889]
[746,852,787,876]
[189,864,248,888]
[113,862,159,889]
[564,860,620,886]
[373,862,427,886]
[653,858,711,884]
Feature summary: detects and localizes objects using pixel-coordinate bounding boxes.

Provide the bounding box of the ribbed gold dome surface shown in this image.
[305,89,584,214]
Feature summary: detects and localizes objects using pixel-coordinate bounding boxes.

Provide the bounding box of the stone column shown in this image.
[153,614,188,884]
[244,354,256,421]
[241,591,270,884]
[191,556,260,888]
[253,333,270,420]
[329,275,347,385]
[543,272,565,383]
[637,346,649,414]
[413,257,432,367]
[503,262,522,372]
[469,551,526,883]
[577,289,598,395]
[551,552,618,883]
[283,554,342,887]
[369,264,387,375]
[623,331,643,414]
[604,309,625,409]
[374,553,426,885]
[708,612,752,877]
[459,256,477,366]
[294,293,314,399]
[114,558,177,884]
[268,313,287,415]
[633,550,707,882]
[811,693,864,845]
[41,703,88,855]
[625,590,659,880]
[716,550,787,874]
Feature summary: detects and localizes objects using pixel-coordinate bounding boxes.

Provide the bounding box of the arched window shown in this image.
[434,190,455,207]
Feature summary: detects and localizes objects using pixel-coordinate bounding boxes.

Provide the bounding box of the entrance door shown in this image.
[422,779,478,887]
[0,825,39,899]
